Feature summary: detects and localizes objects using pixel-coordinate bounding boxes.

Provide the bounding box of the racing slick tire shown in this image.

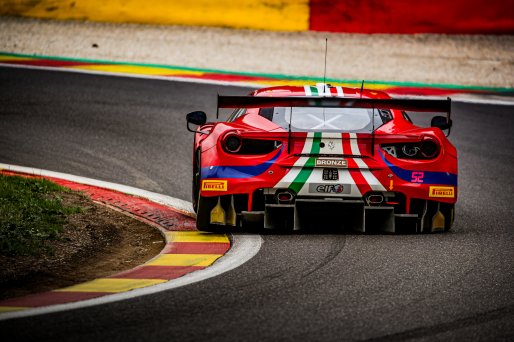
[192,148,201,213]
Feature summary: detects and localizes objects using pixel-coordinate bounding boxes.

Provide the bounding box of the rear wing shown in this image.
[217,95,451,116]
[216,95,452,154]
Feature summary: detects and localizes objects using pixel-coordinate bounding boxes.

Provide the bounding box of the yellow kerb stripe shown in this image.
[0,56,33,62]
[0,306,28,313]
[166,231,230,243]
[70,64,204,76]
[55,278,166,293]
[0,0,309,31]
[146,254,222,267]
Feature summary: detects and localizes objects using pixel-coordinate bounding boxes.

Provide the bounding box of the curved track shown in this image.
[1,68,513,341]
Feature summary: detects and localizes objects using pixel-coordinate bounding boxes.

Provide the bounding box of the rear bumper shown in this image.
[197,191,454,233]
[241,197,452,233]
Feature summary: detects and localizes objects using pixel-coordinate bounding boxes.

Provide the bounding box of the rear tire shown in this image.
[192,148,201,213]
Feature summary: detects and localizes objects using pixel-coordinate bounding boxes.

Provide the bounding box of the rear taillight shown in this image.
[222,133,242,153]
[420,137,439,158]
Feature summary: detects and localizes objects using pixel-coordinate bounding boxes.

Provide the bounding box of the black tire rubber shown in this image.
[192,148,201,213]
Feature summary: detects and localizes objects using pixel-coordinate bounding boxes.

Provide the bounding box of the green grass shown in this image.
[0,175,82,256]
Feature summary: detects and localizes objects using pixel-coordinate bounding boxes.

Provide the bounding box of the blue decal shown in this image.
[201,148,282,179]
[380,150,457,186]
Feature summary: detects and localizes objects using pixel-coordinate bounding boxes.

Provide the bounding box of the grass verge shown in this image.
[0,174,81,256]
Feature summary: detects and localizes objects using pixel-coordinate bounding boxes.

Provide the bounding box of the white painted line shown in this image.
[2,63,513,106]
[393,93,514,106]
[0,163,263,321]
[450,95,514,106]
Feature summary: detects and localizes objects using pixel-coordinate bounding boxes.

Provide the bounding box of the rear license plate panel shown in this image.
[322,168,339,181]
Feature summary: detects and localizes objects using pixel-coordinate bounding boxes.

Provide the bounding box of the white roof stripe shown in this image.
[316,83,331,97]
[336,86,344,97]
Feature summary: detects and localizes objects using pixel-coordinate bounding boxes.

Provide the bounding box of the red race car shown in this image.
[186,84,457,233]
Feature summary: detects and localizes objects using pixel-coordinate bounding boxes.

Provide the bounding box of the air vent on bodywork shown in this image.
[381,137,440,160]
[237,139,282,155]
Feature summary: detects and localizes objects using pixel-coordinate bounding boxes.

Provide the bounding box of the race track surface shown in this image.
[1,67,513,341]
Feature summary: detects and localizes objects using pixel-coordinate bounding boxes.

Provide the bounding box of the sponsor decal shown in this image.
[315,159,347,168]
[309,183,350,194]
[429,186,455,198]
[327,141,335,150]
[202,180,228,191]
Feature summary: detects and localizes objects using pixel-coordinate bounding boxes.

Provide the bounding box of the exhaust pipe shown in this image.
[366,194,384,205]
[275,190,294,204]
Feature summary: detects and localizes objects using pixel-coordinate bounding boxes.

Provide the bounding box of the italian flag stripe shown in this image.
[342,133,370,195]
[289,132,322,193]
[304,85,319,96]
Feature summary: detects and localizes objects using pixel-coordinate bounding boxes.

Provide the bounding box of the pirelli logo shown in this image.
[202,180,228,191]
[315,159,347,168]
[429,186,455,198]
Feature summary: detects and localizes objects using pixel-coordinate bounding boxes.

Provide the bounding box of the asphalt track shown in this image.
[1,67,514,341]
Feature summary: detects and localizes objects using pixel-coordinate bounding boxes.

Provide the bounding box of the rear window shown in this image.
[229,106,389,133]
